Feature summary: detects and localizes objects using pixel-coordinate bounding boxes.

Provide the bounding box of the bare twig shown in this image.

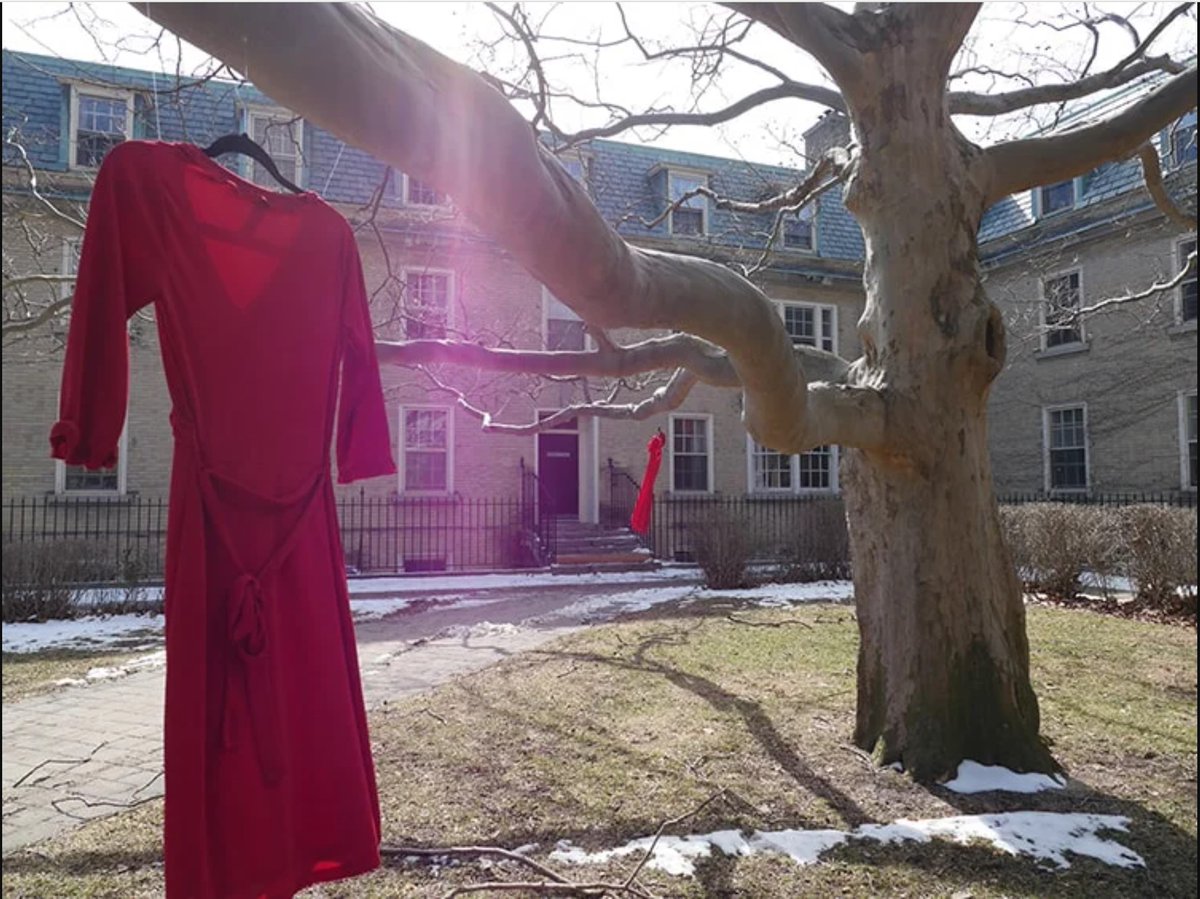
[623,790,727,888]
[725,614,814,629]
[13,741,108,788]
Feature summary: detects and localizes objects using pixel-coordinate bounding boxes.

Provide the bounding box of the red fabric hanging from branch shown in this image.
[630,430,666,535]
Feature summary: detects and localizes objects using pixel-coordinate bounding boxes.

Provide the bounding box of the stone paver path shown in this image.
[2,577,697,853]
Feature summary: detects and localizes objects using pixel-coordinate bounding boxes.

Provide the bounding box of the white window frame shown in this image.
[1180,390,1198,492]
[541,287,594,351]
[67,82,134,170]
[1176,235,1198,326]
[398,405,454,496]
[402,173,453,210]
[1039,267,1086,351]
[242,104,305,187]
[1042,403,1090,494]
[744,436,839,495]
[776,300,839,354]
[668,413,714,494]
[663,167,710,237]
[401,267,455,339]
[60,236,83,301]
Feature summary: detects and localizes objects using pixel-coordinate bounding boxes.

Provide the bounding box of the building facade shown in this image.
[2,50,1195,566]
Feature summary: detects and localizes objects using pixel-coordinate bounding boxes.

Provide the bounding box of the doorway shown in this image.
[537,429,579,517]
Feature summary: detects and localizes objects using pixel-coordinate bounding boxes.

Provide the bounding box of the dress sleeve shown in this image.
[336,235,397,484]
[50,142,161,469]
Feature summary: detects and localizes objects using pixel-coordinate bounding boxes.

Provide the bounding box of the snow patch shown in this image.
[437,621,526,640]
[943,761,1067,794]
[550,812,1141,876]
[695,580,855,605]
[2,613,165,654]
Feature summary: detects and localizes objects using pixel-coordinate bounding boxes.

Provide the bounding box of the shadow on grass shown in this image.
[534,622,872,830]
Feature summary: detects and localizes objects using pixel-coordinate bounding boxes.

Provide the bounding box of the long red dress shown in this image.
[50,141,396,898]
[630,431,666,535]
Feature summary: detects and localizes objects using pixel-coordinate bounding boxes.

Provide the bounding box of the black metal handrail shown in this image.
[605,458,641,531]
[518,458,557,565]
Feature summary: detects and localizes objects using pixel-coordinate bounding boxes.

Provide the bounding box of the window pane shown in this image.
[1048,408,1087,490]
[1044,272,1082,346]
[783,207,814,249]
[669,173,706,234]
[405,273,450,339]
[672,418,709,491]
[547,319,587,351]
[751,441,792,491]
[784,305,815,346]
[1188,395,1198,489]
[64,466,118,492]
[76,95,127,168]
[1173,122,1197,165]
[798,446,833,490]
[404,410,448,491]
[1040,180,1075,214]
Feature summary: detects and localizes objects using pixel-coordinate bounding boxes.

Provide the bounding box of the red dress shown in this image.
[51,141,396,898]
[630,431,666,535]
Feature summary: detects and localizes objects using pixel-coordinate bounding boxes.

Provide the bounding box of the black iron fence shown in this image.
[2,486,1193,586]
[997,491,1196,508]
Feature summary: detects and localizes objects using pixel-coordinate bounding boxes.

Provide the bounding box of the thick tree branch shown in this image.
[1134,143,1197,232]
[983,66,1198,205]
[2,295,73,336]
[949,55,1185,116]
[134,3,882,454]
[728,3,866,92]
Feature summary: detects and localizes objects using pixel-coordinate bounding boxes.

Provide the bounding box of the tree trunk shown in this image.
[838,37,1058,782]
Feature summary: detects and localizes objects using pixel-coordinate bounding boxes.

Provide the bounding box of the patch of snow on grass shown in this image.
[943,761,1066,794]
[697,580,854,605]
[2,614,165,654]
[348,597,420,620]
[550,812,1141,876]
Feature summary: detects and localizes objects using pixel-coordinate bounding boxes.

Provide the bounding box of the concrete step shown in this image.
[551,558,662,576]
[555,536,643,553]
[554,549,654,566]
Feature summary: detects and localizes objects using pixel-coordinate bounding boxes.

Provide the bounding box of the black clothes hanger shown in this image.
[203,132,304,194]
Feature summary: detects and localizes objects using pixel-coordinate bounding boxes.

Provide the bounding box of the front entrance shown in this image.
[537,431,579,517]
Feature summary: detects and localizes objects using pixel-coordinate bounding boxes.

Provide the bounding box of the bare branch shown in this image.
[1068,251,1196,321]
[950,55,1185,116]
[432,367,700,435]
[983,65,1198,205]
[2,295,74,337]
[1134,143,1197,232]
[4,130,88,231]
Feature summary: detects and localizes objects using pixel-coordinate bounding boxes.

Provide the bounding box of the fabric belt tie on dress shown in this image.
[171,411,326,788]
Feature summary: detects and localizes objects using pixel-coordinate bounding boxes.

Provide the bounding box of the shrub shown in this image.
[1120,505,1197,615]
[691,507,757,590]
[2,541,86,622]
[774,498,852,583]
[999,503,1121,599]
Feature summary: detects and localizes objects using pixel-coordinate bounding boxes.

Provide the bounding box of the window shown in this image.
[544,289,587,351]
[403,270,453,339]
[780,302,837,353]
[750,440,793,492]
[782,204,815,251]
[400,407,452,493]
[667,171,708,236]
[747,437,839,494]
[68,85,132,169]
[1178,237,1197,324]
[798,446,835,491]
[1038,180,1075,216]
[1042,270,1083,349]
[1171,117,1197,167]
[670,415,712,492]
[558,153,589,185]
[1182,392,1198,491]
[60,236,82,301]
[406,176,448,207]
[246,108,303,189]
[1044,405,1088,492]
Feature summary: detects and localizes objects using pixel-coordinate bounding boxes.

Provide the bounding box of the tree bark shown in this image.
[838,8,1056,780]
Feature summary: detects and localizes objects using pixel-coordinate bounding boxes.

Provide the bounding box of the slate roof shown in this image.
[4,48,1193,264]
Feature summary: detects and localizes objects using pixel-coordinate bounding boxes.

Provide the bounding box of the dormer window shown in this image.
[1171,116,1197,167]
[667,171,708,236]
[1038,180,1076,217]
[406,175,449,207]
[244,106,304,189]
[782,204,816,251]
[68,84,133,169]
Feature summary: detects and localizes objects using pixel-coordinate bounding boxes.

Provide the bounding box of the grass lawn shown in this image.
[1,649,156,703]
[2,600,1195,898]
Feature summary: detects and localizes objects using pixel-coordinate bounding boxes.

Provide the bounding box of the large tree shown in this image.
[133,2,1196,781]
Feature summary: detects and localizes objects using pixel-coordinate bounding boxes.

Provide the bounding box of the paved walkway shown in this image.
[2,577,699,854]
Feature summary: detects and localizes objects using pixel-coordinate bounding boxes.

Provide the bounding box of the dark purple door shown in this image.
[538,432,579,517]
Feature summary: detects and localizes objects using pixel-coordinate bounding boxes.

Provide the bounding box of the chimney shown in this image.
[802,109,851,161]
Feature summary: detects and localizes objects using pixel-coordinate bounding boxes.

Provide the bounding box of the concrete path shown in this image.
[2,577,700,854]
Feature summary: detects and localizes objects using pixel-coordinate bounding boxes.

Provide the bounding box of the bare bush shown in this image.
[999,504,1122,599]
[691,508,757,590]
[1121,505,1198,615]
[774,498,852,583]
[2,541,86,622]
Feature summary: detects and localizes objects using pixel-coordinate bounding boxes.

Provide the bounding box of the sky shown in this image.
[2,2,1196,167]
